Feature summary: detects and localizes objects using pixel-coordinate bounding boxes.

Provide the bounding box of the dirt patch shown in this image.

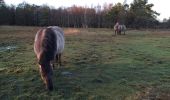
[64,28,80,35]
[150,30,170,36]
[135,87,170,100]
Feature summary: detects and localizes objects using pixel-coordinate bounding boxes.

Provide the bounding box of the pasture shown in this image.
[1,26,170,100]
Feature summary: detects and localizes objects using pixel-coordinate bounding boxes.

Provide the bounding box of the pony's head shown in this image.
[38,53,53,91]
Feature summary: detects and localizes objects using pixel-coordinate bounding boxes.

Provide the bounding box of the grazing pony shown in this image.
[34,26,65,91]
[114,23,126,35]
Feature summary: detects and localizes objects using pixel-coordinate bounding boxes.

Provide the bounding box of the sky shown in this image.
[4,0,170,21]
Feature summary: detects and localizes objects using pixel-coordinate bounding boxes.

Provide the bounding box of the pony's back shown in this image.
[34,26,65,64]
[48,26,65,55]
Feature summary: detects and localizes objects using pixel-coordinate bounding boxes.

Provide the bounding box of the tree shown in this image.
[0,1,11,25]
[106,3,125,26]
[0,0,162,28]
[38,5,50,26]
[130,0,159,28]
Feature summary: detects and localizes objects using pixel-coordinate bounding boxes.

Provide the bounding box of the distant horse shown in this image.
[114,24,126,36]
[34,26,65,91]
[118,25,126,35]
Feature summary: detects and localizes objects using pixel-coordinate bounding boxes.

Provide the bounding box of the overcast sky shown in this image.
[4,0,170,21]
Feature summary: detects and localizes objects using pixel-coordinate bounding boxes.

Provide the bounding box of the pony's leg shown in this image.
[55,54,59,68]
[51,60,55,70]
[59,53,62,67]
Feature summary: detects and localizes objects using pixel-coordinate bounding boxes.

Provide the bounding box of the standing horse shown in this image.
[114,24,126,35]
[34,26,65,91]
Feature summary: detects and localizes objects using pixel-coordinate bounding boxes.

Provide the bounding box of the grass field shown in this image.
[1,26,170,100]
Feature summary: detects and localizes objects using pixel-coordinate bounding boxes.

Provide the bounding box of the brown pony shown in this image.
[34,26,65,91]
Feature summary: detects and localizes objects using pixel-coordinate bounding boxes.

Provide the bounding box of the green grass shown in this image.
[1,26,170,99]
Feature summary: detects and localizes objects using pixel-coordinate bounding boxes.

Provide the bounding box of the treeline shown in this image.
[0,0,170,28]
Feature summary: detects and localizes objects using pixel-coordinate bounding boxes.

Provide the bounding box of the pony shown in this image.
[34,26,65,91]
[114,24,126,36]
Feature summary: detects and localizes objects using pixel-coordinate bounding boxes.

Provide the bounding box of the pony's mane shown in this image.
[39,28,57,65]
